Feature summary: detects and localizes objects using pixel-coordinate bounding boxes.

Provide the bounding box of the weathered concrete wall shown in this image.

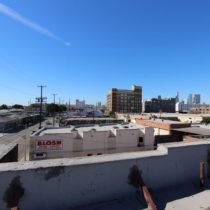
[0,141,210,210]
[0,144,18,163]
[144,127,154,147]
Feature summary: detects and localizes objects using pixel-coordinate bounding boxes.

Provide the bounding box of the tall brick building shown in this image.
[107,85,142,113]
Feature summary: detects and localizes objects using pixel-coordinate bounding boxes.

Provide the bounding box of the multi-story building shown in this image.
[193,94,201,105]
[107,85,142,113]
[189,105,210,114]
[144,96,176,113]
[30,123,154,160]
[187,94,193,105]
[75,100,85,109]
[176,101,189,113]
[187,94,201,105]
[175,91,179,103]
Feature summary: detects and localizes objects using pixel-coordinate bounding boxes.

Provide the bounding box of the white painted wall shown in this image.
[144,127,155,147]
[115,129,139,148]
[154,128,170,136]
[83,130,107,151]
[30,127,155,160]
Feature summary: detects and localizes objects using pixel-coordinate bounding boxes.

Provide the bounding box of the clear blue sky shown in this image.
[0,0,210,105]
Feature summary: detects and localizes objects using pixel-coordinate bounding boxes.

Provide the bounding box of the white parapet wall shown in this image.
[0,141,210,210]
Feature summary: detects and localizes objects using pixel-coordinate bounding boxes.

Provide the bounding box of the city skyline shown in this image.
[0,0,210,105]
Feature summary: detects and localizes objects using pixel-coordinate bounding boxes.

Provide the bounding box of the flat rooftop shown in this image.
[173,127,210,135]
[35,123,149,136]
[144,113,210,118]
[165,190,210,210]
[139,118,190,125]
[0,112,39,123]
[65,117,122,121]
[73,185,210,210]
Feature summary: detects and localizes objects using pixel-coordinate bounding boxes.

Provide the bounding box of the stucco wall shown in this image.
[154,127,170,135]
[0,141,210,210]
[30,127,154,160]
[144,127,155,146]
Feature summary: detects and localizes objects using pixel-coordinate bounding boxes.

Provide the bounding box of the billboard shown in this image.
[36,139,63,151]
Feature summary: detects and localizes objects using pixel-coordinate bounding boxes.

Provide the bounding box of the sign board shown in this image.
[36,139,63,151]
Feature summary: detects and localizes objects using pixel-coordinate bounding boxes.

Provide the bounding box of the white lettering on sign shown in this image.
[36,140,63,151]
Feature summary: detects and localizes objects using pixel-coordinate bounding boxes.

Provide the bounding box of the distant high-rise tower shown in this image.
[158,95,161,100]
[193,94,201,105]
[75,99,85,109]
[187,94,193,105]
[176,91,179,103]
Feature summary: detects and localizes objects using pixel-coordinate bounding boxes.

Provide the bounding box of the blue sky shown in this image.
[0,0,210,105]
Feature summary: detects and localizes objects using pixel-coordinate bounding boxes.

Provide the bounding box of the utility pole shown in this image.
[93,104,95,125]
[37,85,46,129]
[52,93,57,127]
[68,98,71,111]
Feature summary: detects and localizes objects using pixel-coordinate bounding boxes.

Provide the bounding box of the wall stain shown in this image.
[45,166,65,181]
[3,176,25,208]
[128,165,144,189]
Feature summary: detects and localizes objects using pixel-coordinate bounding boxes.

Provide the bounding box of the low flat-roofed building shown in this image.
[117,112,210,124]
[189,105,210,114]
[172,126,210,142]
[136,118,191,134]
[173,127,210,136]
[136,118,192,144]
[62,117,123,126]
[30,123,154,160]
[144,97,176,113]
[0,111,40,132]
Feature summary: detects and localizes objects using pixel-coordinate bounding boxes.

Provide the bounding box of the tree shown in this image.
[0,104,8,110]
[30,103,40,108]
[46,103,59,115]
[46,104,67,115]
[58,105,67,112]
[202,117,210,125]
[109,111,116,118]
[12,104,24,109]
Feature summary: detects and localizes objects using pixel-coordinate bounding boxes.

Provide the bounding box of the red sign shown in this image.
[36,140,63,151]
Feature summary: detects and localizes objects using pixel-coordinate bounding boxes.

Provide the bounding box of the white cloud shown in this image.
[0,3,70,46]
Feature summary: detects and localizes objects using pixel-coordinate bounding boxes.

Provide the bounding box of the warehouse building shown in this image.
[30,123,154,160]
[0,111,40,132]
